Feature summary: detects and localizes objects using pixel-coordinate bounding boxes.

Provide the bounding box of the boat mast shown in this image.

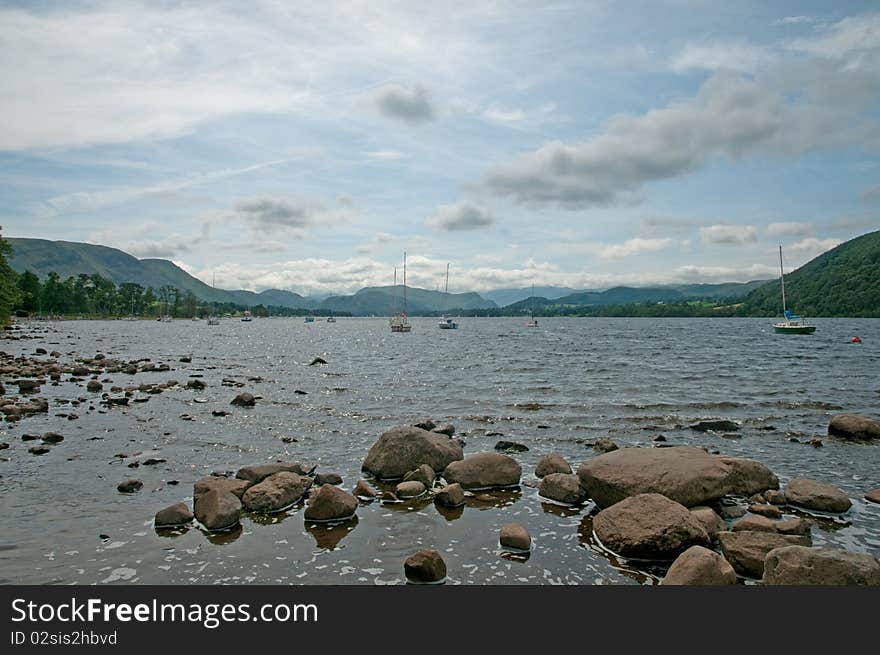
[403,252,407,316]
[444,263,450,314]
[779,245,787,317]
[393,267,397,315]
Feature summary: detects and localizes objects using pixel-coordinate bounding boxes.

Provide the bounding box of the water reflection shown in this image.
[153,525,191,539]
[305,515,359,549]
[434,503,464,522]
[465,488,522,510]
[201,523,243,545]
[540,501,584,518]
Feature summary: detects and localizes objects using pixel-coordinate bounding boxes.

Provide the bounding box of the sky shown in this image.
[1,0,878,295]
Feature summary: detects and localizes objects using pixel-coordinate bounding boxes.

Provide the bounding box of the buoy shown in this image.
[851,336,862,343]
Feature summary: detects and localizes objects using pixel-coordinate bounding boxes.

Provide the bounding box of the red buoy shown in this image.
[852,336,862,343]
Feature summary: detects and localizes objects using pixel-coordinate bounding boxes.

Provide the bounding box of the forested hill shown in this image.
[739,230,880,317]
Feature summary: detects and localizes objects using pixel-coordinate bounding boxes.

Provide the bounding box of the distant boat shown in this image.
[304,315,315,323]
[241,310,253,322]
[326,314,336,323]
[438,263,458,330]
[773,245,815,334]
[525,283,538,327]
[390,253,412,333]
[207,274,220,325]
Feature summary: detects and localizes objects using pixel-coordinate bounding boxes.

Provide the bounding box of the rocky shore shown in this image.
[2,320,879,585]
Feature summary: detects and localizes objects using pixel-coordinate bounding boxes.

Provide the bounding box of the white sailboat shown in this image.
[525,283,538,327]
[438,263,458,329]
[390,253,412,333]
[207,274,220,325]
[773,245,815,334]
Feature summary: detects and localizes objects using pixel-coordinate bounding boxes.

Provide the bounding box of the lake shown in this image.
[1,316,878,584]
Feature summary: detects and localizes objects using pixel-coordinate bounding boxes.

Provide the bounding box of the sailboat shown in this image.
[525,283,538,327]
[241,309,253,322]
[390,253,412,333]
[438,263,458,329]
[158,292,172,322]
[207,274,220,325]
[773,245,815,334]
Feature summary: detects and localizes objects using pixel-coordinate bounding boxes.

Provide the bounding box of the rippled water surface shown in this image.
[1,317,878,585]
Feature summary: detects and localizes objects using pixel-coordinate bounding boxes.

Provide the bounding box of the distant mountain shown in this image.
[320,285,497,316]
[7,238,313,308]
[482,286,583,306]
[740,230,880,317]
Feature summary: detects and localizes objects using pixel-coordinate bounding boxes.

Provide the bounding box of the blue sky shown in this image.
[0,1,878,294]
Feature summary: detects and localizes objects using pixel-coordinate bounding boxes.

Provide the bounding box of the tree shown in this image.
[0,227,21,323]
[16,270,40,313]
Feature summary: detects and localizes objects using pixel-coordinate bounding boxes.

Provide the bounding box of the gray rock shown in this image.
[154,502,193,527]
[395,480,427,498]
[41,432,64,444]
[763,546,880,585]
[443,452,521,490]
[432,424,455,436]
[194,489,241,531]
[117,479,143,493]
[413,419,436,431]
[242,472,312,513]
[86,380,103,392]
[593,493,709,559]
[785,478,852,514]
[404,550,446,584]
[776,518,812,537]
[717,531,811,579]
[434,483,465,508]
[230,392,256,407]
[662,545,737,585]
[535,453,572,477]
[732,514,778,533]
[314,472,343,486]
[715,456,778,496]
[362,426,463,480]
[749,504,782,519]
[538,473,587,504]
[235,462,310,484]
[304,485,357,522]
[29,445,51,455]
[828,414,880,441]
[499,522,531,550]
[690,419,740,432]
[494,440,528,452]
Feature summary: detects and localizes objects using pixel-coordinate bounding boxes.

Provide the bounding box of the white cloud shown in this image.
[483,69,877,209]
[670,40,773,73]
[786,237,842,258]
[426,203,495,231]
[766,221,815,237]
[363,150,409,160]
[599,237,673,259]
[700,224,759,245]
[787,13,880,62]
[777,16,817,26]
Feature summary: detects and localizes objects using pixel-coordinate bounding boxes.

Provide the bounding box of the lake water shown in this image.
[1,316,878,585]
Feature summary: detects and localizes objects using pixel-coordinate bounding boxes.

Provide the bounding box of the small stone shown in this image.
[748,504,782,519]
[353,479,375,499]
[865,488,880,504]
[592,437,618,453]
[314,472,343,486]
[494,440,528,452]
[499,522,531,551]
[304,485,357,522]
[230,392,256,407]
[308,357,327,366]
[86,380,103,392]
[434,483,465,508]
[154,502,193,527]
[432,424,455,436]
[662,545,737,585]
[395,480,427,498]
[404,550,447,584]
[535,453,571,477]
[29,445,51,455]
[117,479,143,493]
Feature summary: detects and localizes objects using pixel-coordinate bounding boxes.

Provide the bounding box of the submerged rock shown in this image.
[352,479,375,499]
[308,357,327,366]
[499,522,531,551]
[592,438,618,453]
[304,485,357,522]
[314,472,343,486]
[442,452,521,490]
[235,462,311,484]
[433,424,455,436]
[230,392,256,407]
[362,426,463,480]
[404,550,447,584]
[28,445,51,455]
[763,546,880,585]
[494,440,528,453]
[865,488,880,505]
[593,493,709,559]
[535,453,572,477]
[828,414,880,441]
[41,432,64,444]
[117,479,143,493]
[732,514,778,533]
[154,502,193,527]
[434,483,465,508]
[784,478,852,514]
[690,419,740,432]
[395,480,426,498]
[195,489,241,531]
[662,545,737,585]
[242,472,312,513]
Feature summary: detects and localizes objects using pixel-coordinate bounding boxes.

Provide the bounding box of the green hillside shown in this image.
[740,230,880,317]
[320,285,497,315]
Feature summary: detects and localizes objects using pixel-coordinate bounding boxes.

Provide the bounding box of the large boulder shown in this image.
[362,426,463,480]
[535,453,571,477]
[578,446,732,508]
[499,523,531,551]
[763,546,880,585]
[235,462,310,484]
[193,477,253,501]
[714,456,778,496]
[539,473,587,505]
[154,502,193,527]
[828,414,880,441]
[717,531,811,579]
[662,546,737,585]
[593,493,709,559]
[194,489,242,531]
[442,452,521,490]
[404,550,447,584]
[784,478,852,514]
[242,472,312,513]
[304,485,357,522]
